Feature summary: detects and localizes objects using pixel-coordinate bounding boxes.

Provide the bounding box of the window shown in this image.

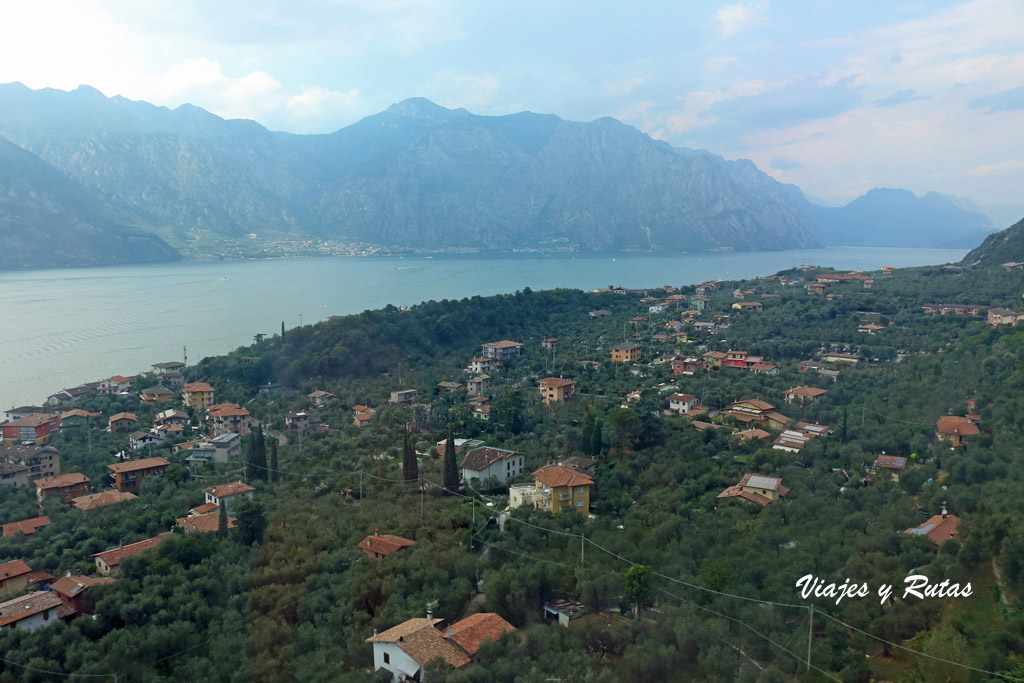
[383,652,390,664]
[577,486,584,493]
[577,500,583,507]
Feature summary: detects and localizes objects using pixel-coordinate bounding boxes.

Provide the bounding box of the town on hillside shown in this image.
[2,258,1024,681]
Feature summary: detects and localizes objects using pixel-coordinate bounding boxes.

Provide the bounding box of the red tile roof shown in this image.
[60,409,100,420]
[367,618,471,668]
[717,486,772,506]
[35,472,89,490]
[49,575,115,599]
[72,490,137,511]
[358,533,415,557]
[442,612,516,656]
[108,456,170,474]
[483,340,522,349]
[786,386,828,398]
[209,406,250,417]
[191,502,219,515]
[533,464,594,488]
[875,454,908,470]
[3,413,58,428]
[0,559,32,581]
[203,481,255,498]
[733,398,774,411]
[461,447,518,471]
[936,416,980,436]
[539,377,576,388]
[176,511,236,534]
[906,514,960,544]
[0,591,63,627]
[108,412,137,423]
[91,533,171,567]
[2,516,50,538]
[183,382,215,393]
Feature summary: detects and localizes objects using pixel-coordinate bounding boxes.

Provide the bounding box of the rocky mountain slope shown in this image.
[962,215,1024,266]
[0,83,1001,264]
[0,133,179,268]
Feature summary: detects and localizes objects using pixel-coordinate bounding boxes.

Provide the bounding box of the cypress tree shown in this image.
[245,432,257,481]
[402,432,419,485]
[443,428,459,494]
[252,425,267,482]
[281,321,286,342]
[590,418,603,457]
[269,438,279,483]
[217,502,228,539]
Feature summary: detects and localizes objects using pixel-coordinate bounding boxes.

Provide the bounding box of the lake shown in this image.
[0,247,966,410]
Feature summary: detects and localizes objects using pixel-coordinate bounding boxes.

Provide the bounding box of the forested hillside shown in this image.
[963,216,1024,266]
[2,261,1024,681]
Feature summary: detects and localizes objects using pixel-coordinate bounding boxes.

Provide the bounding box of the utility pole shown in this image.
[580,534,585,563]
[359,471,363,501]
[807,605,813,673]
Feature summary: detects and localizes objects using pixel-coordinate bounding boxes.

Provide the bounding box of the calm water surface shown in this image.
[0,247,966,409]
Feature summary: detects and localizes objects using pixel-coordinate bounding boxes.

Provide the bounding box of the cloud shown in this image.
[874,88,927,106]
[771,156,804,170]
[699,76,862,139]
[966,159,1024,176]
[421,71,501,111]
[703,56,738,73]
[969,85,1024,113]
[602,77,645,97]
[714,3,764,38]
[286,86,361,128]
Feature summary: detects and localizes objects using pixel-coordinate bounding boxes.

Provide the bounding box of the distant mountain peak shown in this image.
[385,97,465,120]
[71,84,107,99]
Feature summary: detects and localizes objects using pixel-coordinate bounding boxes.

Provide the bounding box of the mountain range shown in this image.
[0,83,1000,267]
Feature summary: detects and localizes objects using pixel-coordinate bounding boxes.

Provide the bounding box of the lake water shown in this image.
[0,247,966,410]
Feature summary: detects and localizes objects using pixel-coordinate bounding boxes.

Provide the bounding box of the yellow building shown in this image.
[0,559,31,597]
[538,377,576,405]
[610,342,641,363]
[532,464,594,514]
[717,473,789,507]
[182,382,215,410]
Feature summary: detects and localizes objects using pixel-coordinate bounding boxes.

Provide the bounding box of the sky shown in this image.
[0,0,1022,224]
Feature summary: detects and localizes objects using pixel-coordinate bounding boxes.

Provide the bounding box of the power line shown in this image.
[657,588,841,682]
[813,609,1024,682]
[241,459,1019,680]
[0,657,112,679]
[152,584,333,666]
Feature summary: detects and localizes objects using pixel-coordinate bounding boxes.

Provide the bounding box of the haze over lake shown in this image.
[0,247,966,410]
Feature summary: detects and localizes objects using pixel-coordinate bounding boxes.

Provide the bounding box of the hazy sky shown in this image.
[1,0,1022,221]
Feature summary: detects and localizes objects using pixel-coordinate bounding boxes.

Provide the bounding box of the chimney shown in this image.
[373,629,377,637]
[374,529,379,536]
[426,609,433,620]
[941,501,948,518]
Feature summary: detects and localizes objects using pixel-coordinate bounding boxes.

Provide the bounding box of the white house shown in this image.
[668,393,699,413]
[461,447,524,484]
[128,431,163,451]
[203,481,255,514]
[187,433,240,464]
[367,613,515,682]
[0,591,63,631]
